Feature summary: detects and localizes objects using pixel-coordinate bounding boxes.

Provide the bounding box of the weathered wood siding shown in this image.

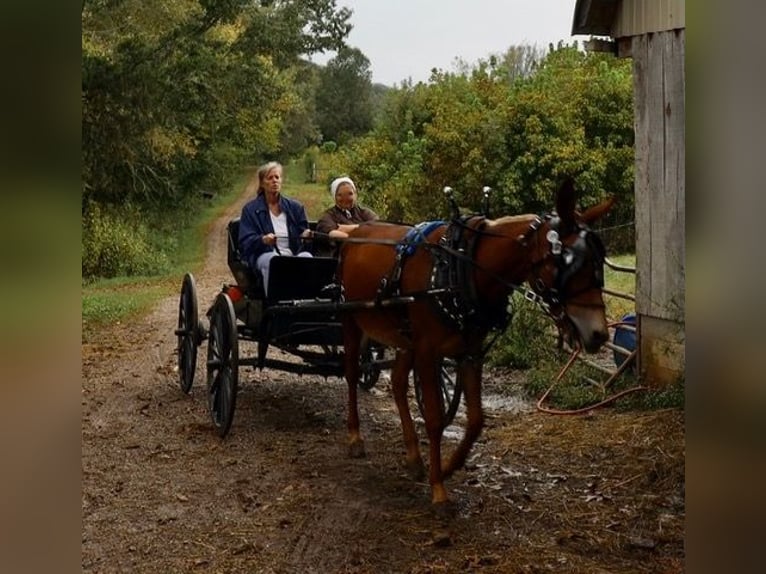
[614,0,685,37]
[633,29,685,322]
[632,29,685,384]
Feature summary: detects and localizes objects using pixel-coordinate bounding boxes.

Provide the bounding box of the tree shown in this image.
[331,44,634,233]
[315,46,374,144]
[277,61,322,159]
[82,0,354,277]
[82,0,352,210]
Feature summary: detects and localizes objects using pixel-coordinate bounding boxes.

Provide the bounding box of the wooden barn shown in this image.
[572,0,685,386]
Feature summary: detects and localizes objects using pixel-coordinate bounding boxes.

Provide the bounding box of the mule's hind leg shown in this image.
[442,359,484,479]
[390,350,424,480]
[413,351,451,506]
[342,318,366,458]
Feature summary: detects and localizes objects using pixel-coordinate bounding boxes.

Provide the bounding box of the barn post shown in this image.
[572,0,686,387]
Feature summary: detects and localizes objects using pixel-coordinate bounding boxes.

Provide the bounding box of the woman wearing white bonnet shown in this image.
[316,176,378,240]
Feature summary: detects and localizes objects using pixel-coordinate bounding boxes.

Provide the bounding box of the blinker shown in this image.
[546,229,562,255]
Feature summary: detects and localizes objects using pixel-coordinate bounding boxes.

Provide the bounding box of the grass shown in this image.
[489,252,648,412]
[282,159,332,220]
[516,252,685,412]
[524,359,684,412]
[81,159,332,340]
[603,253,636,323]
[82,277,173,338]
[81,177,248,340]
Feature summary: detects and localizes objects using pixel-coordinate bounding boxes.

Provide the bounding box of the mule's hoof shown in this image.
[406,459,426,482]
[431,528,453,547]
[348,441,366,459]
[433,500,457,521]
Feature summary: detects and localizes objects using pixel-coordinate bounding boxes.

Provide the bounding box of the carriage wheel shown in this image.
[206,293,239,437]
[176,273,199,394]
[358,335,385,390]
[414,358,463,429]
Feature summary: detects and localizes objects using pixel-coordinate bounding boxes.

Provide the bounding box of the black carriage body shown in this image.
[175,218,460,437]
[226,218,344,361]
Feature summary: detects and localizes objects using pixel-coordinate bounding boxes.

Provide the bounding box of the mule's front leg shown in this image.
[390,350,424,480]
[342,318,365,458]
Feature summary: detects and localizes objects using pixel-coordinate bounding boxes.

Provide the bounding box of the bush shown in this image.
[82,202,170,279]
[320,140,337,154]
[487,293,559,369]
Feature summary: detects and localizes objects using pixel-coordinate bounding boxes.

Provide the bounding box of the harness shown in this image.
[517,214,607,321]
[430,215,510,332]
[372,210,606,353]
[377,221,445,301]
[377,216,510,335]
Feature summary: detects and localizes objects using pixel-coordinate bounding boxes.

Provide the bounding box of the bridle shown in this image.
[519,214,607,314]
[429,212,607,332]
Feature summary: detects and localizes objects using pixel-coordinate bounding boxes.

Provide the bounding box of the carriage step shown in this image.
[319,282,342,300]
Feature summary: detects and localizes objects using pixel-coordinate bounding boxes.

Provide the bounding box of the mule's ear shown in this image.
[580,195,616,226]
[555,177,577,232]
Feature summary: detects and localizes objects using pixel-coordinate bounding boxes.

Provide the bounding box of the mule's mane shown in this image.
[485,214,537,227]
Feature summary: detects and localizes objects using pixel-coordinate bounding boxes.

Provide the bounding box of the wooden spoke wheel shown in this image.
[176,273,199,394]
[206,293,239,437]
[358,335,385,391]
[415,358,463,429]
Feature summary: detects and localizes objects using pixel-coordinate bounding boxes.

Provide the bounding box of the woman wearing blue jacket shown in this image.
[238,161,313,295]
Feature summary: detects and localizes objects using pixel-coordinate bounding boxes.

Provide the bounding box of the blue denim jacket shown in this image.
[238,193,310,269]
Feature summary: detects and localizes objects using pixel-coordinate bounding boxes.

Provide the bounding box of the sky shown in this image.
[313,0,590,86]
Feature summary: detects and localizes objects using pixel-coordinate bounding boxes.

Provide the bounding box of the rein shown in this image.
[316,217,603,330]
[435,234,550,307]
[305,230,420,247]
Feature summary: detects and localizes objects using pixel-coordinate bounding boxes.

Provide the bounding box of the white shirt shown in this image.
[269,211,293,255]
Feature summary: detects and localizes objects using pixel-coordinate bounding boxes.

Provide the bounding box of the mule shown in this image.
[338,178,613,509]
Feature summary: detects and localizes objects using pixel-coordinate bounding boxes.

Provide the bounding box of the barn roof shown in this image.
[571,0,618,36]
[572,0,685,37]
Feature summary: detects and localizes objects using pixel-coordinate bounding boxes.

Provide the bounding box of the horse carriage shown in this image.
[175,218,462,438]
[177,179,613,508]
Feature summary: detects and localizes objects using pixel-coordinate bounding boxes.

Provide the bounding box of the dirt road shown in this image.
[81,191,684,573]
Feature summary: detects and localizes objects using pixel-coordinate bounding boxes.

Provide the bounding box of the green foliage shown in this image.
[331,44,635,240]
[321,141,338,153]
[615,379,685,411]
[520,362,623,410]
[603,253,636,322]
[81,175,244,335]
[278,62,322,158]
[487,294,559,369]
[522,364,684,412]
[82,284,164,334]
[82,203,170,279]
[315,46,374,144]
[82,0,353,211]
[281,159,327,218]
[302,145,320,182]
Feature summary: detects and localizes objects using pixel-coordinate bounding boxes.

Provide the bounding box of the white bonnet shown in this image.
[330,176,356,200]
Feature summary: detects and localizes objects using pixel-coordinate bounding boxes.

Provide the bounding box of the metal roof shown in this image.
[572,0,618,36]
[572,0,685,38]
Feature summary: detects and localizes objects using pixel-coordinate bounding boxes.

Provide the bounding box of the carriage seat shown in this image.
[227,218,264,296]
[227,218,335,301]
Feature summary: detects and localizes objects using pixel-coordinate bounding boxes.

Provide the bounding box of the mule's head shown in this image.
[527,178,614,353]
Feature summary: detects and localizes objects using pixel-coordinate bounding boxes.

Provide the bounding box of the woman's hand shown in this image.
[262,233,276,246]
[336,223,359,235]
